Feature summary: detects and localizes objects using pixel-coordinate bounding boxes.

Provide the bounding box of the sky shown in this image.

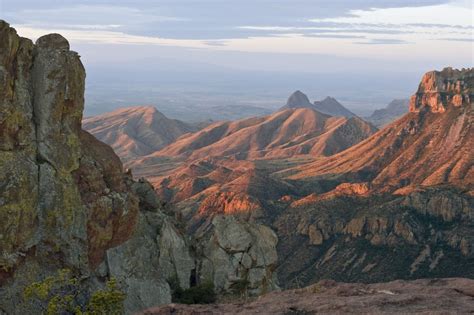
[0,0,472,117]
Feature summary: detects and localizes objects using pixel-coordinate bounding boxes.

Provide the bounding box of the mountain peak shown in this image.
[83,106,195,161]
[292,67,473,193]
[285,90,313,108]
[322,96,336,102]
[313,96,355,118]
[409,67,473,113]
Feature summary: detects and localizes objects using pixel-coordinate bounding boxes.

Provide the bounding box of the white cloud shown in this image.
[309,2,472,28]
[9,0,472,67]
[14,26,208,48]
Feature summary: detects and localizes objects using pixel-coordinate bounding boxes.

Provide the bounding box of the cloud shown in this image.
[355,38,412,45]
[436,37,474,42]
[4,0,472,66]
[308,3,472,27]
[242,26,411,35]
[306,34,366,39]
[2,0,457,40]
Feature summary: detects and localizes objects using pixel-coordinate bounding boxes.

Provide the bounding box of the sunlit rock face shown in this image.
[409,67,473,113]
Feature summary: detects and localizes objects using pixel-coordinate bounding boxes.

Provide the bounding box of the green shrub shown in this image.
[86,278,125,315]
[170,279,216,305]
[23,269,125,315]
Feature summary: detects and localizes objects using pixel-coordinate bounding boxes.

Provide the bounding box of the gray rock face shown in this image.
[104,178,194,314]
[105,211,169,311]
[197,215,279,295]
[158,221,195,290]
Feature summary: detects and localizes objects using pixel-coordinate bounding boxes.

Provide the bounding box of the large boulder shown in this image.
[196,215,279,295]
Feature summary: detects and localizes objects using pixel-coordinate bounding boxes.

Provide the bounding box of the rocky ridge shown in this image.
[83,106,196,162]
[134,107,375,162]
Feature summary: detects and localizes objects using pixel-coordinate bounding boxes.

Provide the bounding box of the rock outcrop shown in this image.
[103,180,194,314]
[195,215,279,296]
[409,67,473,113]
[0,20,141,313]
[276,186,473,287]
[271,68,474,287]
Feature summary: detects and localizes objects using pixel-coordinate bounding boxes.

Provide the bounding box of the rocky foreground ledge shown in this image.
[140,278,474,314]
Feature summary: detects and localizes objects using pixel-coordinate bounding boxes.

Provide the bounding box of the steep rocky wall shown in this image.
[410,67,473,113]
[0,20,141,313]
[195,215,279,296]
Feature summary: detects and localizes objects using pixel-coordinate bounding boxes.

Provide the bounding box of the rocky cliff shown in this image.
[0,20,143,313]
[409,67,472,113]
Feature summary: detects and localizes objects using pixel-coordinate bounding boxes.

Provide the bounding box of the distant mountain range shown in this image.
[152,108,375,160]
[282,90,356,117]
[83,66,473,299]
[83,106,197,162]
[365,99,409,127]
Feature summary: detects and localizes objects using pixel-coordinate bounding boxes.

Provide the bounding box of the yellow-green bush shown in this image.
[24,269,125,315]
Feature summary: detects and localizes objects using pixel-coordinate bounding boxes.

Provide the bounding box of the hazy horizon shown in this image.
[1,0,472,120]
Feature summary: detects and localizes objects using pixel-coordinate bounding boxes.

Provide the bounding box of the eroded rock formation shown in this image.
[409,67,473,113]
